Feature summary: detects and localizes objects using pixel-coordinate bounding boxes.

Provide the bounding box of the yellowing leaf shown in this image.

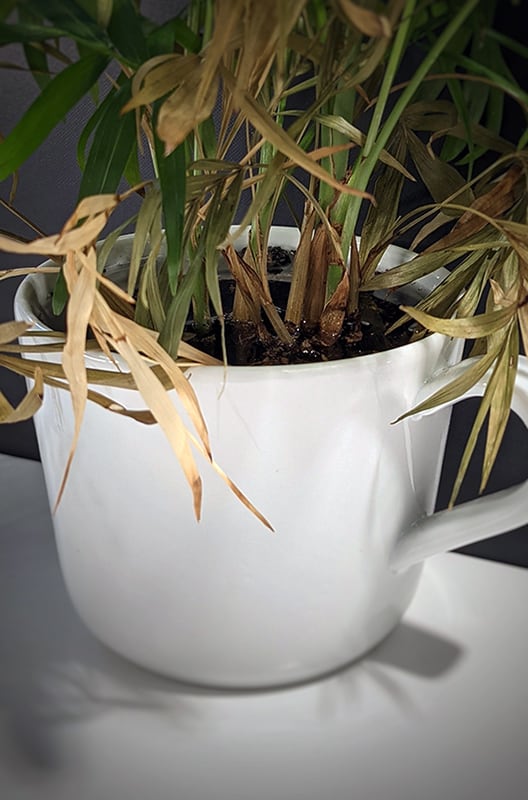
[0,320,31,345]
[157,66,219,155]
[54,249,98,508]
[401,303,515,339]
[123,54,201,113]
[337,0,391,37]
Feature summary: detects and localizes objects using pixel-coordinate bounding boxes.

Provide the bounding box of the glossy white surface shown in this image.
[1,454,527,800]
[12,231,528,686]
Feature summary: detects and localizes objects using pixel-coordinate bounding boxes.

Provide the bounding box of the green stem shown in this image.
[336,0,480,260]
[361,0,417,162]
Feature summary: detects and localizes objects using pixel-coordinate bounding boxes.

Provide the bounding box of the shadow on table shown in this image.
[0,521,463,774]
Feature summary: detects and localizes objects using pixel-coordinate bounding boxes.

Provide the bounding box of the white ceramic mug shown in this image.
[14,230,528,688]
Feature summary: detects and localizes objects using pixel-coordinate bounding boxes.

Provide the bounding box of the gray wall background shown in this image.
[0,2,526,566]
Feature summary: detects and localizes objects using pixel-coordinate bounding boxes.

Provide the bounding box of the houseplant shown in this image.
[0,0,527,686]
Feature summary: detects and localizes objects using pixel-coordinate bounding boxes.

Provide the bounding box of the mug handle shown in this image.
[390,354,528,572]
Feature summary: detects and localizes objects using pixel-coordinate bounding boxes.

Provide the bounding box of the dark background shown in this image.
[0,1,526,566]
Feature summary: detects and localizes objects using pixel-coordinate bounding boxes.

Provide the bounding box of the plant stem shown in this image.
[335,0,480,261]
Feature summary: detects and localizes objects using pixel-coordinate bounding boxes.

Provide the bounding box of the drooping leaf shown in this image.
[396,344,501,423]
[336,0,391,38]
[53,248,98,507]
[400,303,515,339]
[92,293,203,519]
[157,63,219,156]
[0,320,32,344]
[0,367,43,423]
[123,54,200,113]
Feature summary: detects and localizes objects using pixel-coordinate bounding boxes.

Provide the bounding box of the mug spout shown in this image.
[390,483,528,572]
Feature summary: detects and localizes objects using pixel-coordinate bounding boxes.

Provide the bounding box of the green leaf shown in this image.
[362,248,461,291]
[153,106,186,295]
[203,169,244,361]
[21,0,112,48]
[107,0,148,65]
[127,188,162,297]
[77,95,109,171]
[147,17,201,57]
[158,244,204,358]
[78,82,137,198]
[0,53,108,181]
[0,0,17,21]
[22,41,51,90]
[0,20,72,45]
[455,52,528,109]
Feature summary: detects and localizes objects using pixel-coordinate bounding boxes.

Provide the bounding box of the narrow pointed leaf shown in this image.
[0,53,108,181]
[79,83,137,198]
[401,304,515,339]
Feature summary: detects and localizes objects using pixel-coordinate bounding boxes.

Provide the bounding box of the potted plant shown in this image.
[0,0,527,687]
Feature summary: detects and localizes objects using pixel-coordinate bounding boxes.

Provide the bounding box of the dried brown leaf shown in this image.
[0,320,31,346]
[157,65,219,155]
[337,0,391,37]
[0,367,43,423]
[426,164,523,253]
[123,54,198,113]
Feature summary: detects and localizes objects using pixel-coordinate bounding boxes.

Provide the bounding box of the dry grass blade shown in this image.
[0,367,43,423]
[116,314,213,458]
[127,188,162,296]
[92,294,204,519]
[0,189,144,258]
[177,339,222,366]
[54,249,98,509]
[0,266,60,281]
[445,329,516,507]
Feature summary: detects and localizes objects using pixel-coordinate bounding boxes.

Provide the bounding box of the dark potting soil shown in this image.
[184,246,414,366]
[37,246,415,365]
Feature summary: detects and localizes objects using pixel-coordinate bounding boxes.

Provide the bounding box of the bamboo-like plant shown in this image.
[0,0,526,517]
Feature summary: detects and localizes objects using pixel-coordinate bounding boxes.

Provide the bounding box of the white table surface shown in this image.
[0,453,527,800]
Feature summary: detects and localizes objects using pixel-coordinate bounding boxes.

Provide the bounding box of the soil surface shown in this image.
[184,246,415,366]
[37,246,416,365]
